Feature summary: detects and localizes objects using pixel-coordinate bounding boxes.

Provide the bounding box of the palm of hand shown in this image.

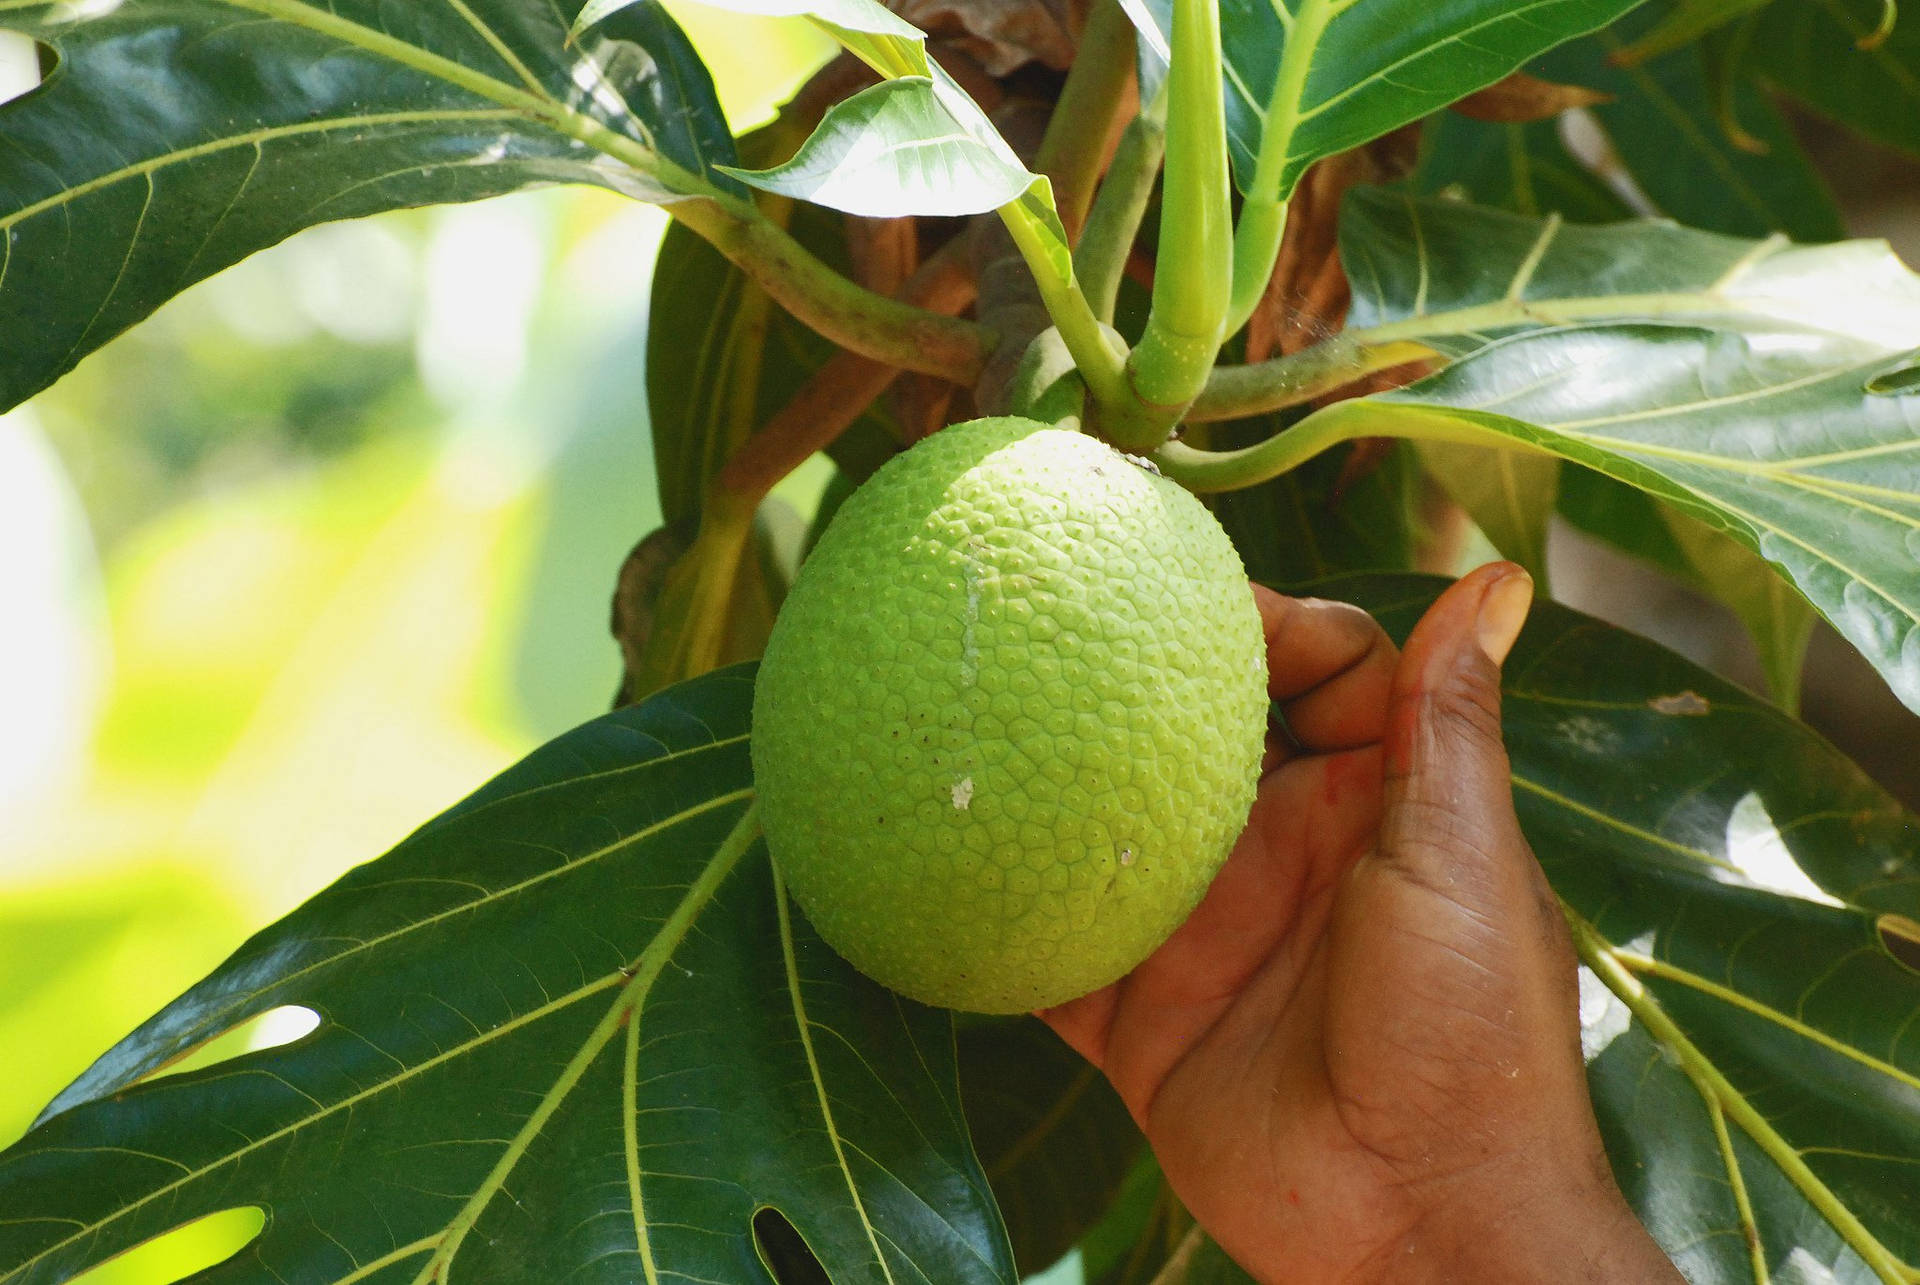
[1042,577,1599,1283]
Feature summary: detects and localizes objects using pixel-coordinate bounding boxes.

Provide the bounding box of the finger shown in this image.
[1377,562,1535,894]
[1254,586,1399,754]
[1037,987,1117,1069]
[1070,743,1386,1111]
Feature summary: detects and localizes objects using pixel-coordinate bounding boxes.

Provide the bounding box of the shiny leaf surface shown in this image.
[1747,0,1920,159]
[1329,192,1920,711]
[727,75,1037,218]
[0,0,737,414]
[0,668,1015,1285]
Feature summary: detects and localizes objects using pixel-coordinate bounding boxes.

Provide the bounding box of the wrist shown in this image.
[1379,1159,1681,1284]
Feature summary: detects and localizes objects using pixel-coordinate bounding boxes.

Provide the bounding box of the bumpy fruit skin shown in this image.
[752,417,1267,1014]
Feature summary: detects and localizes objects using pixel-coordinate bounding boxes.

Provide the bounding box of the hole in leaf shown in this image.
[0,30,53,108]
[1877,915,1920,973]
[68,1206,265,1284]
[137,1005,322,1085]
[1867,361,1920,396]
[752,1206,831,1285]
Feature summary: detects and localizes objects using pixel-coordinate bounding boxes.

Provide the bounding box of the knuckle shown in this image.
[1419,654,1506,753]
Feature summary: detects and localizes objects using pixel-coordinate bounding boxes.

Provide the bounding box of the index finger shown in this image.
[1254,584,1397,753]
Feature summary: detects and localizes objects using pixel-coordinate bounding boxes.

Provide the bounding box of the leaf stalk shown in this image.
[674,193,994,383]
[1226,0,1339,334]
[1035,0,1139,239]
[996,201,1134,415]
[1155,398,1540,492]
[222,0,991,383]
[1075,93,1168,324]
[1565,906,1918,1285]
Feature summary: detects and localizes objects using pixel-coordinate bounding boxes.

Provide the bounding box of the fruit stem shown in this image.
[996,199,1135,416]
[1106,0,1234,450]
[1076,86,1168,324]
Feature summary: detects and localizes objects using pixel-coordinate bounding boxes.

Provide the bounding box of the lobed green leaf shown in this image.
[0,668,1015,1285]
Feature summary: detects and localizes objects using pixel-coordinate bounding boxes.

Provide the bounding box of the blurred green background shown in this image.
[0,12,830,1279]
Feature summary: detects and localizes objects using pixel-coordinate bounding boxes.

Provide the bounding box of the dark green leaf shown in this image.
[0,668,1016,1285]
[1747,0,1920,158]
[1608,0,1771,60]
[1132,0,1642,201]
[0,0,737,415]
[1547,7,1844,241]
[1558,464,1699,577]
[1413,112,1633,224]
[957,1018,1141,1277]
[1412,0,1842,240]
[1078,1155,1169,1285]
[1320,572,1920,1282]
[1207,435,1424,585]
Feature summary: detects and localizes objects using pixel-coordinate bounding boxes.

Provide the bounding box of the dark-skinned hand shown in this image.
[1040,564,1684,1284]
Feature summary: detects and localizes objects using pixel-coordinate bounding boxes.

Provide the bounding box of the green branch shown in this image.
[1187,336,1434,421]
[1566,907,1918,1285]
[672,193,993,382]
[997,199,1133,412]
[1155,399,1535,492]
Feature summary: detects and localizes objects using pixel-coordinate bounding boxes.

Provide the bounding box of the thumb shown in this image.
[1377,563,1535,888]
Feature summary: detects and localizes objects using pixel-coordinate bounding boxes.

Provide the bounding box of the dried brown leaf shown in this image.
[888,0,1077,73]
[1450,70,1611,122]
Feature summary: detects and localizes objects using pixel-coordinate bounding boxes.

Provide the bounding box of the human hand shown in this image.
[1040,565,1682,1284]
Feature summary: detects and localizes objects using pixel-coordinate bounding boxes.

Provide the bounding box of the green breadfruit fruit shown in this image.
[752,416,1268,1013]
